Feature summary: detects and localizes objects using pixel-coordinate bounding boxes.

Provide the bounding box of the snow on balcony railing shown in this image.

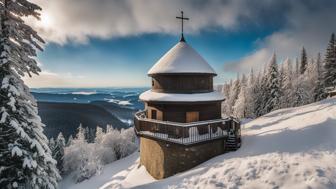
[134,111,236,145]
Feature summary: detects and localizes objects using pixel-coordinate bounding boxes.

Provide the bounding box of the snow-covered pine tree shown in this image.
[240,74,247,86]
[77,124,86,142]
[300,47,308,74]
[55,132,66,173]
[106,124,113,133]
[263,53,281,113]
[83,127,95,143]
[221,80,232,116]
[279,61,285,87]
[84,126,90,142]
[279,59,286,108]
[323,33,336,89]
[280,58,294,108]
[247,69,255,87]
[221,81,229,95]
[226,75,240,116]
[221,82,228,114]
[0,0,60,188]
[67,135,73,146]
[314,53,326,101]
[49,137,56,154]
[233,82,247,119]
[89,127,95,143]
[245,69,256,118]
[64,124,91,182]
[278,61,285,106]
[316,52,322,74]
[0,62,60,189]
[291,50,311,106]
[56,132,66,150]
[295,57,300,76]
[292,76,309,107]
[253,71,265,117]
[95,126,104,144]
[305,58,318,103]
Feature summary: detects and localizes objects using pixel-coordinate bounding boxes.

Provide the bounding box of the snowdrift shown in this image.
[60,98,336,189]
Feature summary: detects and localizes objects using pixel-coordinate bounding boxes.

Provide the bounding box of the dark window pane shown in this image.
[152,109,157,119]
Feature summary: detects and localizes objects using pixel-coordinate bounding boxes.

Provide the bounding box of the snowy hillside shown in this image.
[60,98,336,189]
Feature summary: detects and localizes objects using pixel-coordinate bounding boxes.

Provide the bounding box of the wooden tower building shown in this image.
[134,12,241,179]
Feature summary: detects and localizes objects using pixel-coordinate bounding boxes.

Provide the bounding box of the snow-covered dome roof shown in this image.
[148,41,216,75]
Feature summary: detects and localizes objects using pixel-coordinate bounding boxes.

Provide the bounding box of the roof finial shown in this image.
[176,11,189,42]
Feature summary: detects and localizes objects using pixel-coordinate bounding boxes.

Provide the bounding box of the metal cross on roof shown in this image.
[176,11,189,42]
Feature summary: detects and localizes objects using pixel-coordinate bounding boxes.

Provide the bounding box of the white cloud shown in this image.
[23,71,85,88]
[28,0,288,45]
[23,70,148,88]
[224,0,336,74]
[224,49,271,74]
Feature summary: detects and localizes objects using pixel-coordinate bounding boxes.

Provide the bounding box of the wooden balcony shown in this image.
[134,111,240,145]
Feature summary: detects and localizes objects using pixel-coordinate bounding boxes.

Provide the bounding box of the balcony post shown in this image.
[182,126,184,144]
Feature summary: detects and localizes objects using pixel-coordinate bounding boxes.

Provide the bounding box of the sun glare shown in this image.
[40,13,52,28]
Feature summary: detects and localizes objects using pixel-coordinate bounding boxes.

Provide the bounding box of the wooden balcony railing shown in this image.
[134,111,239,145]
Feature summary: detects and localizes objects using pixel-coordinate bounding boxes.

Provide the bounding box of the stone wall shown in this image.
[140,137,226,179]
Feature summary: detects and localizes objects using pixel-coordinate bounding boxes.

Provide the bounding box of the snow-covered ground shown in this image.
[60,97,336,189]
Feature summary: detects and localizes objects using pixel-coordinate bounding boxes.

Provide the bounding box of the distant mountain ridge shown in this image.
[32,88,146,138]
[39,101,136,139]
[31,87,147,110]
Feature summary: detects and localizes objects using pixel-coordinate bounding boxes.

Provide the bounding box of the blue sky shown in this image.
[35,28,273,87]
[24,0,336,88]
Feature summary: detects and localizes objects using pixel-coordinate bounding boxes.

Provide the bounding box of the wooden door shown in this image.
[186,111,199,123]
[157,110,163,121]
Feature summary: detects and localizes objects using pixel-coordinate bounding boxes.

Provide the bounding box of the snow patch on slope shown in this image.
[58,153,152,189]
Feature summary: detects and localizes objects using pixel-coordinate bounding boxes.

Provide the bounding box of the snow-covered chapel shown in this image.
[134,12,241,179]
